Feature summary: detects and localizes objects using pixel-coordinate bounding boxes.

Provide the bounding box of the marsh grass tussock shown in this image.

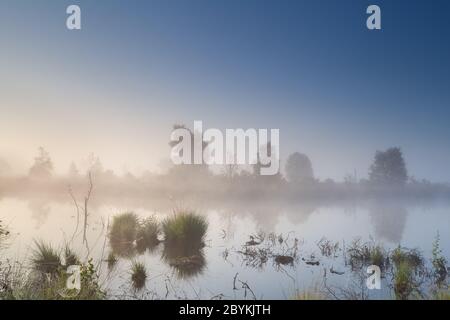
[1,245,104,300]
[109,212,139,257]
[347,238,389,271]
[393,260,415,300]
[110,212,139,244]
[64,246,80,266]
[391,246,425,300]
[391,246,424,273]
[106,252,118,270]
[162,211,208,244]
[136,216,160,251]
[131,261,147,290]
[32,240,62,275]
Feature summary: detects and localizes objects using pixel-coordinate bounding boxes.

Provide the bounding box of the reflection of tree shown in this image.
[250,206,280,231]
[161,241,206,280]
[109,237,137,259]
[28,199,51,229]
[369,204,408,243]
[284,204,317,225]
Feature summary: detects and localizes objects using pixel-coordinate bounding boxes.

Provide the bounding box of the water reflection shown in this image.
[28,199,51,229]
[369,203,408,243]
[162,241,206,279]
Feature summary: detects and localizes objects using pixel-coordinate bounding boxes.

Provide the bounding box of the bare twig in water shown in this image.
[238,279,257,300]
[83,172,94,251]
[67,172,94,258]
[233,272,239,290]
[68,186,81,244]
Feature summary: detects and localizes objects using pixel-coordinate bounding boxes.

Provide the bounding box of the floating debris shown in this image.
[274,255,294,265]
[330,266,345,275]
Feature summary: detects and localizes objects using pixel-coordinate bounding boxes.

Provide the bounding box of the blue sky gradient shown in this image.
[1,0,450,181]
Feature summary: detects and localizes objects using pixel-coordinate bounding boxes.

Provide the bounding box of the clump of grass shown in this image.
[370,246,386,268]
[109,212,139,257]
[106,252,118,270]
[9,259,105,300]
[32,240,61,275]
[391,246,424,273]
[162,211,208,244]
[347,239,388,271]
[136,217,160,251]
[110,212,139,243]
[394,261,415,300]
[431,232,448,286]
[64,246,80,266]
[391,246,425,300]
[131,261,147,290]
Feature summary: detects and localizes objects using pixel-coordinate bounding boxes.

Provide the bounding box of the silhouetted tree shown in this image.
[285,152,314,183]
[86,153,104,178]
[369,147,408,186]
[29,147,53,178]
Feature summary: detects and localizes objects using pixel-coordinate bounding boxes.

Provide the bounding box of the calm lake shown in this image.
[1,196,449,299]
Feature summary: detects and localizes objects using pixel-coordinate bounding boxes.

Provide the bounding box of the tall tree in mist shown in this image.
[369,147,408,186]
[85,153,104,178]
[285,152,314,183]
[29,147,53,178]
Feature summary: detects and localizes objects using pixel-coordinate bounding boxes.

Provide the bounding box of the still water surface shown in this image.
[1,196,449,299]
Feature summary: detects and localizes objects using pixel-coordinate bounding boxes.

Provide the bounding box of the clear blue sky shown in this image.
[1,0,449,181]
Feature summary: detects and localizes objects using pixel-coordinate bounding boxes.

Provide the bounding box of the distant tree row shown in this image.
[18,144,409,187]
[284,147,408,186]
